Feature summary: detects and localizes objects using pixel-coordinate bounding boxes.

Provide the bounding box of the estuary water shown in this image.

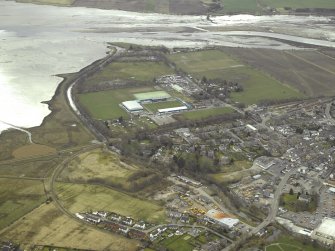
[0,0,335,132]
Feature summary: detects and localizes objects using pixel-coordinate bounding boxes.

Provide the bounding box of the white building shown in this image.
[205,209,239,229]
[312,218,335,244]
[122,100,143,112]
[158,106,188,113]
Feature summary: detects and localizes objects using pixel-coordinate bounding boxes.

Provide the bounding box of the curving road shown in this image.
[223,169,294,251]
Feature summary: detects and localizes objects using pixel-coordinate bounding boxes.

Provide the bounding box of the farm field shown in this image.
[12,144,57,159]
[55,182,166,223]
[222,0,335,13]
[143,100,184,112]
[72,0,207,14]
[83,61,174,87]
[78,86,156,120]
[168,50,303,105]
[0,203,139,251]
[222,0,260,13]
[15,0,335,14]
[0,155,61,178]
[168,50,241,75]
[225,48,335,97]
[176,107,235,120]
[264,235,329,251]
[0,179,45,230]
[263,0,335,9]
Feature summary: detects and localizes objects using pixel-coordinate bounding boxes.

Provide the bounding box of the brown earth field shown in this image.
[12,144,57,159]
[72,0,207,14]
[223,48,335,97]
[0,203,140,251]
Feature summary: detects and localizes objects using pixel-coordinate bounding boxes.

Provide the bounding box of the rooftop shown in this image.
[315,217,335,238]
[122,100,143,111]
[158,106,188,113]
[206,209,239,228]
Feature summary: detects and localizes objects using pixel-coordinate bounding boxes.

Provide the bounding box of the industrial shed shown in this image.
[312,217,335,244]
[122,100,144,112]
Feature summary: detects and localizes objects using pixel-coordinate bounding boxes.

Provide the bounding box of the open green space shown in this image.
[84,61,174,87]
[168,50,240,74]
[55,182,166,223]
[143,100,184,112]
[177,107,235,120]
[223,0,260,13]
[59,149,159,191]
[263,0,335,9]
[134,90,171,101]
[222,0,335,13]
[0,179,45,230]
[78,86,156,120]
[158,234,198,251]
[213,66,303,105]
[280,193,317,212]
[265,235,329,251]
[168,50,303,105]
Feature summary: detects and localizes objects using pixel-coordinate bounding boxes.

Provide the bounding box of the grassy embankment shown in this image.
[168,50,303,105]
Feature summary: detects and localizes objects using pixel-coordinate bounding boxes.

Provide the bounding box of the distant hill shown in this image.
[16,0,335,15]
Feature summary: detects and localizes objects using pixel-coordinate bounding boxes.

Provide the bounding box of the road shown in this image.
[66,46,124,143]
[146,223,232,241]
[222,169,294,251]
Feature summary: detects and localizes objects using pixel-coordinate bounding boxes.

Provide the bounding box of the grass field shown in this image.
[78,86,156,120]
[59,149,144,191]
[0,203,139,251]
[222,0,335,13]
[168,50,303,105]
[225,48,335,98]
[168,50,240,75]
[83,61,173,87]
[209,166,260,185]
[0,179,45,230]
[55,182,166,223]
[263,0,335,9]
[158,234,197,251]
[265,235,329,251]
[0,155,61,178]
[12,144,57,159]
[143,100,184,112]
[223,0,260,13]
[227,66,303,104]
[177,107,235,120]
